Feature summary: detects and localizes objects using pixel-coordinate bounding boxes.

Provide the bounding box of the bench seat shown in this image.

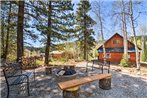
[58,74,112,90]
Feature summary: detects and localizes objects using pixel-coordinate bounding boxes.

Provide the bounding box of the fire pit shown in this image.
[55,69,77,82]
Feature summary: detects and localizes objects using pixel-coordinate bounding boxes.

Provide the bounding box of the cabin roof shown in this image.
[97,33,141,50]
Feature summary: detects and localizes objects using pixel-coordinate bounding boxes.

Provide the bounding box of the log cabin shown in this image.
[97,33,141,64]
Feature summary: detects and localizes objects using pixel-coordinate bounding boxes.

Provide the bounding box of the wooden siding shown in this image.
[97,33,141,64]
[104,34,134,48]
[98,52,138,64]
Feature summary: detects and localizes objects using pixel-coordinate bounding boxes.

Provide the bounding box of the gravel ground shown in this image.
[1,62,147,98]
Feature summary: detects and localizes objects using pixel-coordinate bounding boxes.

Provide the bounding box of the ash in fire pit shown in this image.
[57,69,76,76]
[56,69,77,82]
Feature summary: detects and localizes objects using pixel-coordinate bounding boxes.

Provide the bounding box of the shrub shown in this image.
[142,46,147,62]
[119,54,130,67]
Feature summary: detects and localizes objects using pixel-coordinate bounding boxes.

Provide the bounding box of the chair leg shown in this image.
[7,86,9,98]
[101,65,103,73]
[27,80,30,96]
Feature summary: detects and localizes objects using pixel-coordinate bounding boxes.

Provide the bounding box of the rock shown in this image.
[115,69,121,72]
[52,89,59,94]
[46,87,51,92]
[79,94,86,98]
[85,88,93,94]
[90,85,96,90]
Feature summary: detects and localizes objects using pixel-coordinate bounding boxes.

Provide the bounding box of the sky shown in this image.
[26,0,147,47]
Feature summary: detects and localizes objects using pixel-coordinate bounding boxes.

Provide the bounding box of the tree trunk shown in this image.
[98,5,106,64]
[122,0,128,58]
[45,1,51,65]
[1,14,5,59]
[92,1,106,64]
[63,87,79,98]
[84,31,87,60]
[3,2,12,60]
[99,77,111,90]
[17,1,24,61]
[83,3,87,60]
[129,0,140,70]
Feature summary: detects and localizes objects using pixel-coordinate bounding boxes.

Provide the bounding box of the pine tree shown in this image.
[76,0,96,60]
[32,1,75,65]
[17,1,25,61]
[1,1,17,61]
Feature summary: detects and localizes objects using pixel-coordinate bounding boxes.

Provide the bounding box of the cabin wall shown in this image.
[98,52,138,64]
[104,34,134,48]
[50,54,63,59]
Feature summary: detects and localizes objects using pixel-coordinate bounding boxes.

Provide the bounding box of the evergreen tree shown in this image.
[32,1,75,65]
[1,1,38,61]
[1,1,17,61]
[17,1,24,61]
[76,0,96,60]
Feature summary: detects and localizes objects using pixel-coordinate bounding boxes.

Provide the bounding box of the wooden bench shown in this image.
[2,63,33,98]
[58,74,112,98]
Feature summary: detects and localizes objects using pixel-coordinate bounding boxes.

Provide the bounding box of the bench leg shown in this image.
[99,77,111,90]
[63,87,79,98]
[34,69,35,80]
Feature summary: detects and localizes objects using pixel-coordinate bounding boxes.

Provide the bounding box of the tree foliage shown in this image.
[76,0,96,60]
[31,1,75,64]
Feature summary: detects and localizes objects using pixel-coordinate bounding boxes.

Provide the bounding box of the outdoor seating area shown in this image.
[1,61,147,98]
[1,0,147,98]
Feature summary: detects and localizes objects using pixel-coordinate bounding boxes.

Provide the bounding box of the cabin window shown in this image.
[113,40,120,44]
[103,53,111,58]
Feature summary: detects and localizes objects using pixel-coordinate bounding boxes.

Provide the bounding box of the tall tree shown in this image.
[32,1,75,65]
[121,0,128,57]
[76,0,96,60]
[112,0,129,66]
[17,1,24,61]
[92,0,106,63]
[1,1,17,61]
[45,1,51,65]
[129,0,140,70]
[3,1,12,60]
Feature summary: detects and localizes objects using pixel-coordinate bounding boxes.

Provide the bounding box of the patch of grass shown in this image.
[49,59,66,65]
[36,58,67,66]
[36,60,44,66]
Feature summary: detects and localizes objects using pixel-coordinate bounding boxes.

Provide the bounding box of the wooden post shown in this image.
[63,86,79,98]
[70,66,75,70]
[46,67,52,74]
[99,77,111,90]
[64,66,68,70]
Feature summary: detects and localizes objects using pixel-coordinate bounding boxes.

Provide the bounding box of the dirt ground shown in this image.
[1,61,147,98]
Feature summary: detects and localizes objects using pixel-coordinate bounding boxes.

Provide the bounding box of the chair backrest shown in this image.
[3,63,22,77]
[3,63,22,86]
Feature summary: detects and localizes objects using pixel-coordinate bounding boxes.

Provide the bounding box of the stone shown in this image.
[90,85,97,90]
[52,89,59,94]
[85,88,93,94]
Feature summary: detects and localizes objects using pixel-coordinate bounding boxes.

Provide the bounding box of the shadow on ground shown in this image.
[1,66,147,98]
